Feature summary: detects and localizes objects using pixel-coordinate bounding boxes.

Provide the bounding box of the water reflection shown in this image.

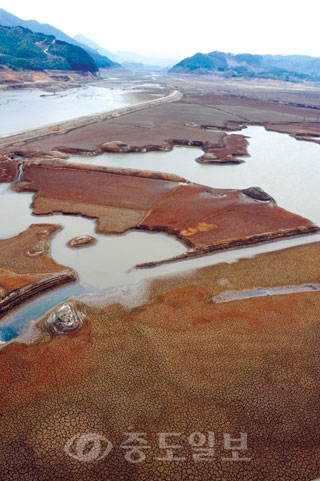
[70,126,320,225]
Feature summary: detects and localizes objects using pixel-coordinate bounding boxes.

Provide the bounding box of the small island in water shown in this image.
[0,10,319,480]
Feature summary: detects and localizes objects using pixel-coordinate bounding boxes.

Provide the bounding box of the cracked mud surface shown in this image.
[0,76,319,480]
[0,242,319,480]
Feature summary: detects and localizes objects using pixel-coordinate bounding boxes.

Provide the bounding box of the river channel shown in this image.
[0,108,319,344]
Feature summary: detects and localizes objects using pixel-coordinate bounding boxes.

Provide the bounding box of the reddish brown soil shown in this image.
[141,183,317,253]
[98,132,249,164]
[0,224,77,314]
[1,77,320,481]
[19,161,180,211]
[265,121,320,141]
[0,158,19,181]
[0,242,318,481]
[196,133,248,163]
[0,67,95,90]
[16,161,318,257]
[2,78,320,164]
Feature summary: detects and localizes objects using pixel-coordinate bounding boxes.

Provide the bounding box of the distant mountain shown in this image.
[0,25,98,72]
[74,34,178,69]
[114,50,178,68]
[170,50,320,82]
[0,8,120,69]
[74,34,115,60]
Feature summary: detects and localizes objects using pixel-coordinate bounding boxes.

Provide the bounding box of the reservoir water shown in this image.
[0,84,146,136]
[70,126,320,226]
[0,99,320,343]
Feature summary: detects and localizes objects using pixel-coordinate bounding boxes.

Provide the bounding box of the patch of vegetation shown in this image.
[0,26,98,72]
[48,40,97,72]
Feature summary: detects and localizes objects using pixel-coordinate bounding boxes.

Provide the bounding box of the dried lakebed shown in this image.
[0,126,320,343]
[1,241,319,481]
[1,77,320,481]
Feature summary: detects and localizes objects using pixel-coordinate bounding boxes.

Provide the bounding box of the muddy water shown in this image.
[0,184,186,289]
[1,126,320,342]
[0,85,144,136]
[0,184,186,343]
[70,126,320,225]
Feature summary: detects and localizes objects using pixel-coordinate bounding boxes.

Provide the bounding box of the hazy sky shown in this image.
[1,0,320,59]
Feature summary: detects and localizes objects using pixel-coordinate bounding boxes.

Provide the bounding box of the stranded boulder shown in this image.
[47,303,83,333]
[67,235,97,248]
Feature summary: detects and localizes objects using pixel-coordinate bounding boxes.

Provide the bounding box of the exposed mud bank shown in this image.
[15,160,318,255]
[0,242,319,480]
[0,224,77,316]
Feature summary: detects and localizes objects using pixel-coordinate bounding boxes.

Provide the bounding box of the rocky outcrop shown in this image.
[47,303,83,333]
[241,186,275,203]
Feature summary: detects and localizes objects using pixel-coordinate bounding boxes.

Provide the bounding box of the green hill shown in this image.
[170,50,320,82]
[0,8,120,69]
[0,25,98,72]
